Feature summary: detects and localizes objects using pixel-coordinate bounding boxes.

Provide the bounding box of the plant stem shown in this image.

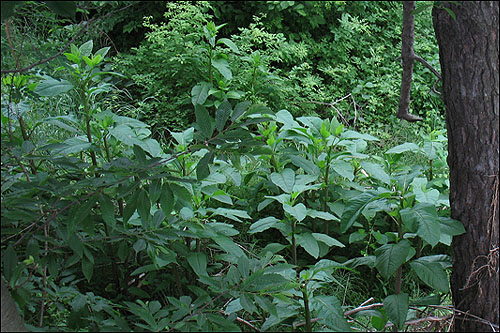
[301,283,312,332]
[292,220,297,266]
[323,146,332,234]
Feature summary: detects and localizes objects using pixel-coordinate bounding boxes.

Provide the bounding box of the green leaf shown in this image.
[137,189,151,228]
[149,179,162,204]
[95,46,110,59]
[296,232,320,258]
[2,246,18,282]
[383,293,409,330]
[361,161,391,185]
[413,203,441,247]
[191,82,211,106]
[216,38,240,54]
[215,100,232,132]
[410,258,449,292]
[284,203,307,222]
[411,3,432,16]
[187,252,208,277]
[312,233,345,248]
[313,295,352,332]
[133,239,146,253]
[209,208,251,222]
[331,159,354,181]
[196,151,214,181]
[386,142,420,154]
[249,216,281,234]
[212,57,232,80]
[270,168,295,193]
[99,194,116,230]
[240,293,257,314]
[82,256,94,282]
[79,40,93,57]
[439,217,465,237]
[340,191,378,233]
[195,104,213,139]
[213,236,245,258]
[231,101,251,122]
[160,183,174,217]
[35,78,74,96]
[374,240,411,279]
[289,155,321,176]
[443,7,456,21]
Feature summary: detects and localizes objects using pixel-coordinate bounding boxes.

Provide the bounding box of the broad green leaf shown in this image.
[284,203,307,222]
[331,159,354,181]
[187,252,208,277]
[240,293,257,314]
[225,298,243,314]
[215,100,232,132]
[231,101,251,122]
[439,217,465,236]
[307,209,339,221]
[79,40,94,57]
[51,137,91,156]
[137,189,151,228]
[386,142,420,154]
[95,46,110,59]
[212,57,232,80]
[341,130,379,141]
[289,155,321,176]
[312,233,344,248]
[374,240,411,279]
[35,78,74,96]
[275,109,298,128]
[413,203,441,247]
[361,161,391,185]
[149,179,162,203]
[191,82,211,106]
[411,177,439,204]
[340,191,378,233]
[82,256,93,282]
[2,246,18,281]
[133,239,146,253]
[195,104,213,139]
[196,151,214,181]
[249,216,281,234]
[313,295,352,332]
[160,183,174,217]
[213,235,245,258]
[383,293,409,330]
[217,38,240,54]
[410,259,449,292]
[136,139,163,158]
[270,168,295,193]
[209,208,251,222]
[296,232,320,258]
[99,194,116,230]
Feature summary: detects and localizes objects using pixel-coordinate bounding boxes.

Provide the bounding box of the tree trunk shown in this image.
[1,278,27,332]
[433,2,499,331]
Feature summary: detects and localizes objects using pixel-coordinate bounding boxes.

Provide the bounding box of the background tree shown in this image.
[432,2,499,331]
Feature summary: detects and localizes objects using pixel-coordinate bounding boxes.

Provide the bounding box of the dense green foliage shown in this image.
[1,1,458,332]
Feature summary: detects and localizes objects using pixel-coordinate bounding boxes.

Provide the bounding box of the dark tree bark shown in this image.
[433,2,499,331]
[1,278,27,332]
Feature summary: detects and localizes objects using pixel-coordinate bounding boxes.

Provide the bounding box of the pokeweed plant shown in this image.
[338,140,464,330]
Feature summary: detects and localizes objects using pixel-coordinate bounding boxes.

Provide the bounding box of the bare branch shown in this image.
[397,1,423,122]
